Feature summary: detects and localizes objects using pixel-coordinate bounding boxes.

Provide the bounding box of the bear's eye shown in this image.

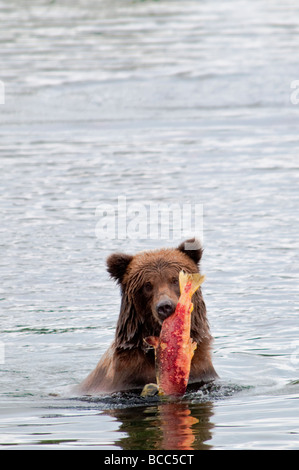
[172,278,179,286]
[144,282,153,293]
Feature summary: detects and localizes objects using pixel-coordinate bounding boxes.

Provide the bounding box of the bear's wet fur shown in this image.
[78,238,218,394]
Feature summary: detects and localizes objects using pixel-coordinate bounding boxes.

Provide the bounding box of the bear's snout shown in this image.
[156,298,176,321]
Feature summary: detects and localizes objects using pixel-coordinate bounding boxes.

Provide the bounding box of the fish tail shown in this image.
[179,271,205,297]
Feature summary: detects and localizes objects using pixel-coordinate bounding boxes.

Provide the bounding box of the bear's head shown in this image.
[107,238,208,350]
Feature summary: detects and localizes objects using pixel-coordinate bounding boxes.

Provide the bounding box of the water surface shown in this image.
[0,0,299,450]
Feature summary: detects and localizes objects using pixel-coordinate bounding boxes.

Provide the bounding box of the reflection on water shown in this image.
[69,382,242,450]
[105,401,214,450]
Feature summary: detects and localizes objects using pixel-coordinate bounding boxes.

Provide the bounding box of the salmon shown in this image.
[142,271,205,397]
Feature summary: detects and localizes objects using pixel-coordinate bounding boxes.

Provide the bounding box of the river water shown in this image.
[0,0,299,450]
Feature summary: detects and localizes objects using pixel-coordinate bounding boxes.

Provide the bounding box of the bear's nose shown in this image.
[156,299,176,321]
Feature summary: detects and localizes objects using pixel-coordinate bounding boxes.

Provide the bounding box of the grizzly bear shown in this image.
[78,238,218,394]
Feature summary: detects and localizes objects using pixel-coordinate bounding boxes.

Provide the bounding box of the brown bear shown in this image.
[78,238,218,394]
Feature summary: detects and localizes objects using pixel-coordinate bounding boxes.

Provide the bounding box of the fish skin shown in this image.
[144,271,205,397]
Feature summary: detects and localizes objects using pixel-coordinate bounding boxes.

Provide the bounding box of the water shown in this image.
[0,0,299,450]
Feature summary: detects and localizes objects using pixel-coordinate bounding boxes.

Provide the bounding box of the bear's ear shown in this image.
[177,238,203,265]
[106,253,134,284]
